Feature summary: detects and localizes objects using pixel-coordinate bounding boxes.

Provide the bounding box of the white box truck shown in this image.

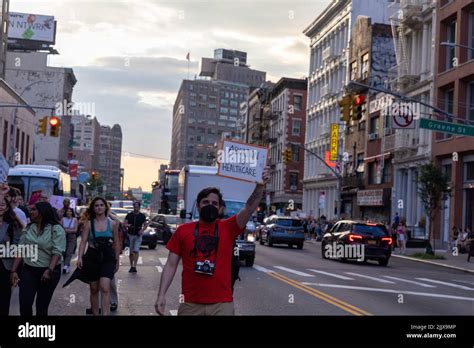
[177,165,257,266]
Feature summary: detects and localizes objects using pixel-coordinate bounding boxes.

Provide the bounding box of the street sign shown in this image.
[419,118,474,137]
[0,153,9,182]
[330,124,339,161]
[390,102,417,129]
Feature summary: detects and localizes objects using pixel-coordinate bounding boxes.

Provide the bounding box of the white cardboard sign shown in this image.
[217,140,268,184]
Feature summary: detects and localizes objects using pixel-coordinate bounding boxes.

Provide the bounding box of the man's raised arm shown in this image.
[236,167,269,230]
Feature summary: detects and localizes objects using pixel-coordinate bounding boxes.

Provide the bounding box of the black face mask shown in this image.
[200,204,219,223]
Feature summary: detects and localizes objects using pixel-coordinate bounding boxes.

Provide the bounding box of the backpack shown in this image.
[231,240,240,293]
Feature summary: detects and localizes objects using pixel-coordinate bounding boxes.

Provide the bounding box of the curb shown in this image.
[392,254,474,274]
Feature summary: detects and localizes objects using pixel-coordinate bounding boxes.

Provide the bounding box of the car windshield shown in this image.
[112,208,130,215]
[353,224,388,237]
[276,219,302,227]
[164,216,178,225]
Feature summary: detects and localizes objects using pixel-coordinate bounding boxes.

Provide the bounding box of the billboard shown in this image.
[8,12,56,44]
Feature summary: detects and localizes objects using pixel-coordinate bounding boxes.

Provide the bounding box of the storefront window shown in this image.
[466,162,474,181]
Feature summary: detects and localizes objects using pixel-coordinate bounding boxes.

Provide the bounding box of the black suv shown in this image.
[321,220,392,266]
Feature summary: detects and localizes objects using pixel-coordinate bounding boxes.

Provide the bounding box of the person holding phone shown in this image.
[10,202,66,316]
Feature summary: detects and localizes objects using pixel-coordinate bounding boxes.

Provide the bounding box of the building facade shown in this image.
[71,114,101,173]
[303,0,395,220]
[432,0,474,247]
[0,79,35,165]
[99,124,122,198]
[388,0,437,240]
[170,49,266,170]
[268,78,307,212]
[5,51,77,171]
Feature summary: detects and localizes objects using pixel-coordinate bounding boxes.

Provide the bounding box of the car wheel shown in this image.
[297,242,303,250]
[148,243,157,250]
[321,241,328,259]
[288,243,293,248]
[378,258,389,266]
[245,257,254,267]
[268,237,273,247]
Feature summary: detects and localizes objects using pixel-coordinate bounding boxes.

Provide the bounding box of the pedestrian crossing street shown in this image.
[252,264,474,300]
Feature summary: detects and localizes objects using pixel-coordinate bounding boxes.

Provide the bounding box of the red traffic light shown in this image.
[49,117,59,126]
[354,95,365,105]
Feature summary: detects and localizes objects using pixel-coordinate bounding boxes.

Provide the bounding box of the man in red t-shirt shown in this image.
[155,168,269,316]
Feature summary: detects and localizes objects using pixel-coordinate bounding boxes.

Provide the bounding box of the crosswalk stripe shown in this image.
[169,310,178,316]
[345,272,395,284]
[301,283,474,302]
[383,276,436,288]
[137,256,143,265]
[156,266,163,273]
[307,269,354,280]
[159,258,168,266]
[416,278,474,290]
[253,265,271,273]
[274,266,314,277]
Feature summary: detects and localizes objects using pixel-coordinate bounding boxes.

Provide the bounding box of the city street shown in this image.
[8,242,474,316]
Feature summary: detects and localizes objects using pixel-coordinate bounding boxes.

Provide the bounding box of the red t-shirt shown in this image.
[166,215,245,304]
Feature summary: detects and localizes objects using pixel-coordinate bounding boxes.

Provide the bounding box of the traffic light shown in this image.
[339,95,352,123]
[91,171,97,180]
[352,95,366,121]
[37,116,48,135]
[283,148,293,164]
[49,116,61,137]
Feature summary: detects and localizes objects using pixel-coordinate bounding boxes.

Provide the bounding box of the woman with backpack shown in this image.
[61,207,78,274]
[0,196,22,315]
[10,202,66,316]
[77,197,120,316]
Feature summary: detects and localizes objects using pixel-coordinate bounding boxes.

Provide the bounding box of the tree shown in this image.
[417,162,450,255]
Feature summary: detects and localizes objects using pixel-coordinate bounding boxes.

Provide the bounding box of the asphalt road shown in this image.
[7,240,474,316]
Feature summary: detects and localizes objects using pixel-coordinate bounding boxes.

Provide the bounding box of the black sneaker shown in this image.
[131,267,137,273]
[129,267,134,273]
[110,303,118,312]
[86,308,101,315]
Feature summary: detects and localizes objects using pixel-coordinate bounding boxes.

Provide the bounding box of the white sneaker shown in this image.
[65,265,70,274]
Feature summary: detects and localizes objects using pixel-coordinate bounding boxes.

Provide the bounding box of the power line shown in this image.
[122,151,170,161]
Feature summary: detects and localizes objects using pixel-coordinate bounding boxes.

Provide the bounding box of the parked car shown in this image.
[236,220,256,267]
[146,214,178,245]
[110,208,131,223]
[321,220,392,266]
[259,216,305,249]
[256,217,270,241]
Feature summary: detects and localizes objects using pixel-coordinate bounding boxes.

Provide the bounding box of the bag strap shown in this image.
[90,218,97,240]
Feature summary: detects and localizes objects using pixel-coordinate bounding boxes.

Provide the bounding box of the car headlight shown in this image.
[149,230,156,235]
[247,234,255,242]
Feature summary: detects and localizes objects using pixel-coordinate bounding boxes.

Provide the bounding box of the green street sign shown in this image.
[419,118,474,137]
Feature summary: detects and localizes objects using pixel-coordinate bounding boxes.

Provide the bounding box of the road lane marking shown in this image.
[156,266,163,273]
[267,272,371,316]
[416,278,474,290]
[159,258,168,266]
[169,310,178,316]
[301,283,474,302]
[451,279,474,286]
[345,272,395,284]
[274,266,314,277]
[253,265,271,273]
[382,276,436,288]
[307,269,354,280]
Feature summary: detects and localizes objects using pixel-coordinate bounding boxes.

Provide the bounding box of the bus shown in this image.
[7,165,71,202]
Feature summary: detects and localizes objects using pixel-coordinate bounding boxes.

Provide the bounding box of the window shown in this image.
[368,162,376,185]
[369,116,379,134]
[207,128,215,134]
[294,95,302,111]
[442,88,454,139]
[470,12,474,60]
[446,21,456,70]
[190,101,197,107]
[197,127,205,134]
[208,103,216,109]
[221,99,229,106]
[350,60,358,81]
[382,161,392,183]
[361,53,369,79]
[291,144,300,162]
[229,109,238,116]
[443,164,452,182]
[199,94,207,101]
[289,173,298,190]
[292,119,301,136]
[466,162,474,181]
[469,82,474,121]
[230,100,239,107]
[220,107,228,114]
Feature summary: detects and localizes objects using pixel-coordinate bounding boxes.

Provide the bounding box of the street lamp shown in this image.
[440,41,474,52]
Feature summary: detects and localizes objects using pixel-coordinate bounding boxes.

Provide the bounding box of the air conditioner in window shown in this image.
[368,133,378,140]
[290,185,297,191]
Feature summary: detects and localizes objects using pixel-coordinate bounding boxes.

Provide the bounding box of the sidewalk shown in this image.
[391,248,474,273]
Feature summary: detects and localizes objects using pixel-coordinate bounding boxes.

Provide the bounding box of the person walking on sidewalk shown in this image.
[124,202,147,273]
[61,207,78,274]
[396,221,407,255]
[10,202,66,316]
[155,168,270,316]
[0,197,21,315]
[77,197,120,316]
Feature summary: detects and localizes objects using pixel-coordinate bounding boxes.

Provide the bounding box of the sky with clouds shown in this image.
[11,0,330,189]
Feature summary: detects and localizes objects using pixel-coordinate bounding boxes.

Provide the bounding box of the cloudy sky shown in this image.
[11,0,330,189]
